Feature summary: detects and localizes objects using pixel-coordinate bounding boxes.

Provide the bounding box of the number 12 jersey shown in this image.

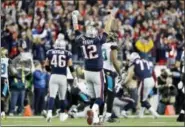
[75,31,108,71]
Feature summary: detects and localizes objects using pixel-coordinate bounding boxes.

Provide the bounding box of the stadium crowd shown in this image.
[1,0,185,119]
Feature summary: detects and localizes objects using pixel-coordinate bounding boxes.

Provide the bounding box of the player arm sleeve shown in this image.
[99,32,108,44]
[123,65,134,86]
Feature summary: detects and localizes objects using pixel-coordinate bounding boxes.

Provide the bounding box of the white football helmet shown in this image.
[85,26,97,38]
[54,33,67,49]
[129,52,140,64]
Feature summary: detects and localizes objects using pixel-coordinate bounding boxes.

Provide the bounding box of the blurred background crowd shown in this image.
[1,0,185,116]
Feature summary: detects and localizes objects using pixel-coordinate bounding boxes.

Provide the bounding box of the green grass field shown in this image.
[1,116,184,127]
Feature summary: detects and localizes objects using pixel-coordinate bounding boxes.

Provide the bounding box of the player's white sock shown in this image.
[48,110,52,114]
[92,104,99,123]
[92,104,99,116]
[180,110,185,114]
[149,107,159,118]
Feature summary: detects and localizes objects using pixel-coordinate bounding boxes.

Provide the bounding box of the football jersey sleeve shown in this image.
[66,51,72,61]
[99,32,108,44]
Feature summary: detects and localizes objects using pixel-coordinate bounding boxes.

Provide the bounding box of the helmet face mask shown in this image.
[85,26,97,38]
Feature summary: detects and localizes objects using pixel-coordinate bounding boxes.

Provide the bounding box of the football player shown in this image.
[45,33,76,122]
[177,48,185,122]
[122,52,159,118]
[102,32,121,122]
[72,10,115,125]
[1,48,10,119]
[112,81,135,118]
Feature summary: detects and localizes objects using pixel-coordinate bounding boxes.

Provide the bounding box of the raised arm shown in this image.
[104,8,118,35]
[72,10,80,31]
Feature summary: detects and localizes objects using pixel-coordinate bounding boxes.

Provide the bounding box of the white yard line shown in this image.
[6,115,178,119]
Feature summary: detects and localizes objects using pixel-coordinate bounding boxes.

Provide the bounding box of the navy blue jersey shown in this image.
[133,59,152,80]
[46,48,72,75]
[75,30,108,71]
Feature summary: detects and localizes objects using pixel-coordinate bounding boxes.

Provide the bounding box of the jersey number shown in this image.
[102,48,107,60]
[136,60,150,70]
[51,55,66,67]
[1,63,6,75]
[82,45,98,59]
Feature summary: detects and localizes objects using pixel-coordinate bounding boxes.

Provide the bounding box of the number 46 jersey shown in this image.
[46,48,72,75]
[1,58,9,78]
[75,31,108,71]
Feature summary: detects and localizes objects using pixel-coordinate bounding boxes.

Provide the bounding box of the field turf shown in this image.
[1,115,184,127]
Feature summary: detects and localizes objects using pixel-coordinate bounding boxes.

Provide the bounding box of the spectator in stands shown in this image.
[9,64,26,116]
[33,61,49,115]
[18,31,32,53]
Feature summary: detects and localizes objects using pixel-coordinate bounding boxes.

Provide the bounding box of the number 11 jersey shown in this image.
[46,48,72,75]
[75,31,108,71]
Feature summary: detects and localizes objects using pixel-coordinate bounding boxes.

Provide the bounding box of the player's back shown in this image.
[46,48,72,75]
[133,59,152,80]
[1,57,9,78]
[77,35,107,71]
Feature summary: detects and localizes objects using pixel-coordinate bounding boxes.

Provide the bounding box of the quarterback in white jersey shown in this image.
[102,32,121,122]
[1,48,9,119]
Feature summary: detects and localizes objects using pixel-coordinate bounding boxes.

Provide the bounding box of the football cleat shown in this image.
[121,110,128,118]
[46,111,52,123]
[86,110,94,125]
[59,113,69,122]
[106,117,117,123]
[1,112,6,120]
[177,113,185,122]
[41,110,47,118]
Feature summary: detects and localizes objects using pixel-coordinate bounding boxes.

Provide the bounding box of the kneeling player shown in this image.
[69,66,95,118]
[112,81,135,118]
